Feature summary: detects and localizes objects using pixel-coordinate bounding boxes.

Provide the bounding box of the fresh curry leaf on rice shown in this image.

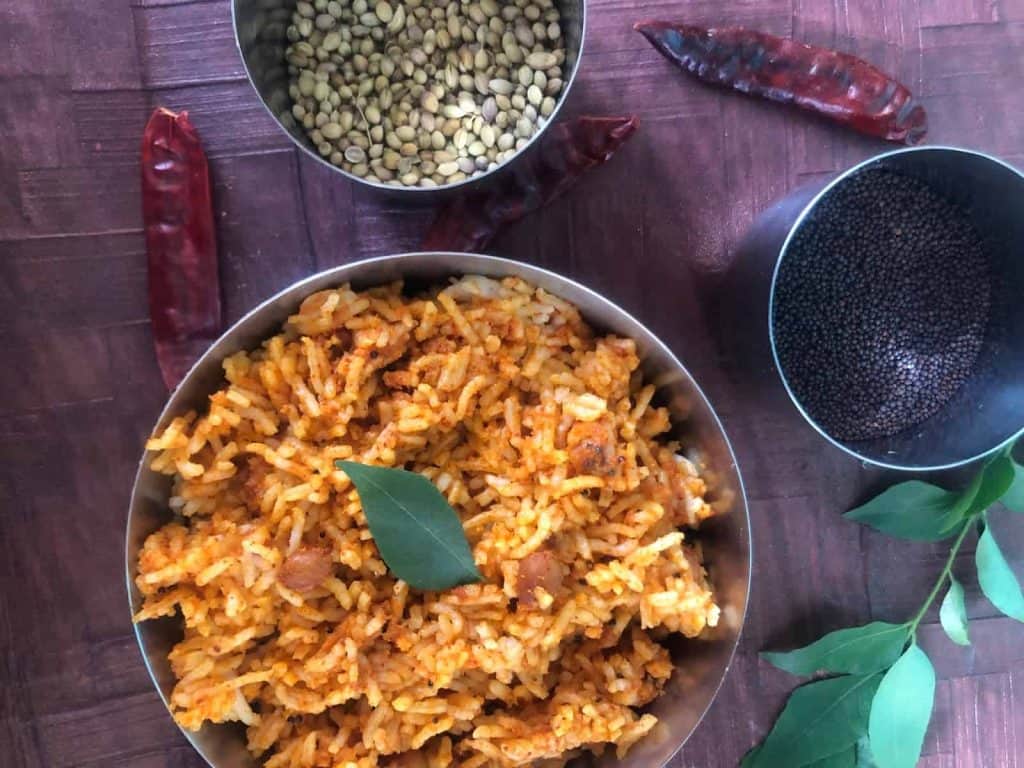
[337,460,483,591]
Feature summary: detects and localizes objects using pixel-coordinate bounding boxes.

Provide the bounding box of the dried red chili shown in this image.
[634,22,927,145]
[141,107,221,390]
[422,116,640,253]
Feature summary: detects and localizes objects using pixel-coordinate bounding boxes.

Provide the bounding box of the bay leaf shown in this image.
[337,460,482,591]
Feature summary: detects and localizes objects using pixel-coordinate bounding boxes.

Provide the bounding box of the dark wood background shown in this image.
[3,0,1024,765]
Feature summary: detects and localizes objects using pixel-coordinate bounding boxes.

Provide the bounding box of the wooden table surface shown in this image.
[3,0,1024,766]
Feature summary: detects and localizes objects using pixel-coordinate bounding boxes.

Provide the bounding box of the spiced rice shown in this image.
[134,275,720,768]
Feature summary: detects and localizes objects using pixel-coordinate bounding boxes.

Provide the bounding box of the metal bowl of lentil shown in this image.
[767,146,1024,471]
[232,0,585,191]
[126,253,750,768]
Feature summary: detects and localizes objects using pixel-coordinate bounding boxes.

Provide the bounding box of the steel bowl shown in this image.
[232,0,586,193]
[126,253,750,768]
[725,146,1024,471]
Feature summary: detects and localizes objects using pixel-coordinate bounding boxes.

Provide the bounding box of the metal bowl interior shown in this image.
[126,253,750,768]
[231,0,586,194]
[769,146,1024,471]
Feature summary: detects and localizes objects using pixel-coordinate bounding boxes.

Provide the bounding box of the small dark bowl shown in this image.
[769,147,1024,471]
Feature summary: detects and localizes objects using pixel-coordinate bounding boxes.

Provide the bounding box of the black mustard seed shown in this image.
[771,169,991,442]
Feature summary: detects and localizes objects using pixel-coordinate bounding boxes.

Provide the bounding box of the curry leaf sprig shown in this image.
[337,460,482,591]
[744,443,1024,768]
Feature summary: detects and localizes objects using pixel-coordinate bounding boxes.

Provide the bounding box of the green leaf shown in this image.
[744,743,858,767]
[855,738,878,768]
[337,461,482,591]
[1003,459,1024,512]
[806,749,857,767]
[745,737,858,767]
[845,481,966,541]
[868,644,935,768]
[967,456,1017,514]
[751,674,882,766]
[954,471,983,520]
[740,746,762,767]
[938,576,970,646]
[976,524,1024,621]
[761,622,909,676]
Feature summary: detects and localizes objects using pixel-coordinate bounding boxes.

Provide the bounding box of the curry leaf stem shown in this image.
[908,520,974,638]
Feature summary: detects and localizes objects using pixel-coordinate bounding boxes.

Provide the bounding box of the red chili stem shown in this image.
[142,107,221,390]
[422,115,640,253]
[634,21,927,145]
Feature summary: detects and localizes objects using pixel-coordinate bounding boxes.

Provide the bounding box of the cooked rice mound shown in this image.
[134,276,721,768]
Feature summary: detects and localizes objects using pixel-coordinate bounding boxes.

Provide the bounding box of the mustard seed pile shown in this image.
[283,0,567,187]
[772,168,991,441]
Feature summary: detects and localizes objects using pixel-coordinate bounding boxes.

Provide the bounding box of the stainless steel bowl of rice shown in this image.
[126,252,750,768]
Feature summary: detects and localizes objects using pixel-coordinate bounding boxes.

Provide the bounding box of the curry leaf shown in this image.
[750,674,882,767]
[938,576,970,646]
[1004,459,1024,512]
[761,622,908,676]
[337,461,482,591]
[744,741,857,767]
[868,644,935,768]
[855,738,878,767]
[806,749,857,767]
[976,523,1024,621]
[740,746,761,767]
[845,481,966,541]
[967,455,1017,514]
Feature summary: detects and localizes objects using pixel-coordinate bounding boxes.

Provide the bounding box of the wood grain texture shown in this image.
[1,0,1023,766]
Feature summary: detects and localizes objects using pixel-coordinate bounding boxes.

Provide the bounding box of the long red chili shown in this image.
[635,22,927,145]
[422,116,640,253]
[142,108,221,391]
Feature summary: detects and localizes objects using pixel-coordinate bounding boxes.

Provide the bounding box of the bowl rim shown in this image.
[230,0,589,194]
[126,252,751,768]
[768,144,1024,472]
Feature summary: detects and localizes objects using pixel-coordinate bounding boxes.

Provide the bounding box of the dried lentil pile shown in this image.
[284,0,566,187]
[772,168,991,442]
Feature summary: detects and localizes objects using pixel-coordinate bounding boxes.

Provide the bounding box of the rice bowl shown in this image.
[126,253,750,768]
